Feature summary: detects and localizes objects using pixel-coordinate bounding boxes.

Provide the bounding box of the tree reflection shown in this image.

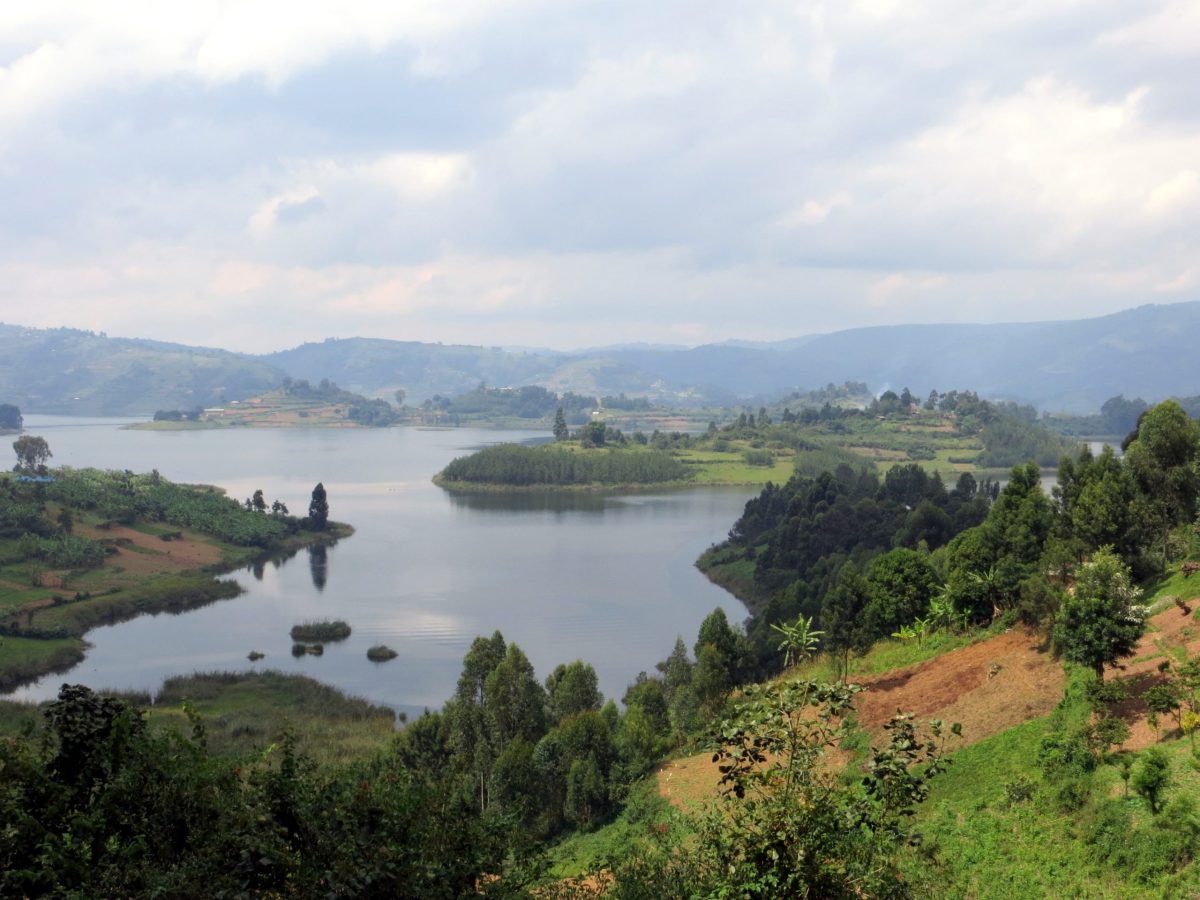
[309,543,329,592]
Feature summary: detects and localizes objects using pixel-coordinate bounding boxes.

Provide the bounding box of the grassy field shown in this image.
[0,670,397,764]
[674,448,794,485]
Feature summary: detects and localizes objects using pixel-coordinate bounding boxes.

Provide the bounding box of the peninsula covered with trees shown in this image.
[0,437,349,690]
[434,387,1076,491]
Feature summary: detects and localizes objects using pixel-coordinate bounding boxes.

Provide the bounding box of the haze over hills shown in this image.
[0,324,283,415]
[4,302,1200,415]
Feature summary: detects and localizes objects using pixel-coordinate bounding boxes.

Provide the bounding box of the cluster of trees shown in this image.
[12,435,51,475]
[777,381,872,408]
[721,400,1200,683]
[242,488,289,516]
[423,384,597,423]
[152,407,204,422]
[724,463,991,673]
[387,613,756,851]
[0,403,22,431]
[281,377,400,427]
[0,685,507,898]
[42,468,330,547]
[600,393,653,411]
[1044,394,1150,437]
[438,443,689,487]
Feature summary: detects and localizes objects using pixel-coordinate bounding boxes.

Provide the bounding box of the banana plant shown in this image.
[771,614,824,668]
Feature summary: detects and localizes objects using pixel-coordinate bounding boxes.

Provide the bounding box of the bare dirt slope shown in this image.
[660,604,1200,808]
[660,626,1064,809]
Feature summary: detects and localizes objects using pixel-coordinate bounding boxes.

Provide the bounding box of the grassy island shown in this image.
[290,619,352,642]
[0,466,351,691]
[366,644,398,662]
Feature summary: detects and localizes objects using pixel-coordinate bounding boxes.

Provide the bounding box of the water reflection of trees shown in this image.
[446,491,609,515]
[245,539,338,592]
[308,543,328,591]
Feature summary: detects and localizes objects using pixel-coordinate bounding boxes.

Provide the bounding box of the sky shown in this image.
[0,0,1197,353]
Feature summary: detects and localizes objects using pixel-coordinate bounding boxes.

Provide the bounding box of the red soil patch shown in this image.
[75,523,224,574]
[659,627,1065,809]
[1094,603,1200,750]
[853,628,1064,742]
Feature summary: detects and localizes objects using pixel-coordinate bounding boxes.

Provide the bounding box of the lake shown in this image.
[5,417,754,718]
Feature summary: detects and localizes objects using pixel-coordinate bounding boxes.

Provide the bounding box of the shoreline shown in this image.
[0,521,354,695]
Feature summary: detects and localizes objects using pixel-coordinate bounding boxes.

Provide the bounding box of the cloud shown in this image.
[0,1,1196,353]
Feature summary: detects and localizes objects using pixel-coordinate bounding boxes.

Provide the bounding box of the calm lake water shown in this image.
[6,417,753,718]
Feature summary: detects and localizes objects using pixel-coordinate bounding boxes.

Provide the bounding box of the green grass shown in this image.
[898,667,1200,897]
[778,628,992,685]
[146,671,396,763]
[0,634,87,692]
[543,780,680,880]
[675,448,793,485]
[0,671,398,765]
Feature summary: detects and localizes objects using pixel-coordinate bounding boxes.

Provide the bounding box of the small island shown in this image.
[290,619,352,642]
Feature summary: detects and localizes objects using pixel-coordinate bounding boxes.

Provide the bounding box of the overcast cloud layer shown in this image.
[0,1,1197,352]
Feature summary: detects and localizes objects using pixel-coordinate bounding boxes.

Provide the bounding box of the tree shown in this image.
[546,660,602,722]
[484,644,547,746]
[12,435,51,475]
[821,566,872,679]
[449,632,507,812]
[1133,748,1171,814]
[251,489,267,513]
[1124,400,1200,569]
[862,548,940,639]
[0,403,21,431]
[1053,548,1145,681]
[307,482,329,530]
[552,406,569,441]
[579,420,606,448]
[393,388,406,408]
[692,644,733,714]
[564,754,606,826]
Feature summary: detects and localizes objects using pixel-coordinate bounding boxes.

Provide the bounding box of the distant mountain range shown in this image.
[4,302,1200,415]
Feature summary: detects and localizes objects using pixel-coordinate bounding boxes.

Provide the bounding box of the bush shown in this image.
[367,645,398,662]
[742,449,774,467]
[290,620,351,642]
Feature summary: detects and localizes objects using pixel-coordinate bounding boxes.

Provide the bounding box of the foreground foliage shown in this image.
[0,684,513,898]
[573,679,956,899]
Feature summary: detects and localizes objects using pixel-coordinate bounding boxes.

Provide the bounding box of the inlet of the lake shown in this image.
[5,417,753,719]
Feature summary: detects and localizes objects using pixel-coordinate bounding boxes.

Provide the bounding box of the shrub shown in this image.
[290,620,351,642]
[367,645,398,662]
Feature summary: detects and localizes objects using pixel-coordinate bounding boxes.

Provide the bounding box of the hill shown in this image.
[7,301,1200,414]
[0,324,283,415]
[257,302,1200,412]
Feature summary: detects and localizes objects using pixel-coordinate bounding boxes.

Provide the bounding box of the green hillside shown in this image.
[0,324,283,415]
